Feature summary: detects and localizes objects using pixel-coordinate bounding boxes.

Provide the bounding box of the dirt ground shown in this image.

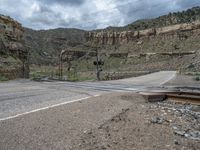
[71,94,200,150]
[70,74,200,150]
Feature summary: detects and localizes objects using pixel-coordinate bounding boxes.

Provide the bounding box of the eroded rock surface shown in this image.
[0,14,29,79]
[87,21,200,45]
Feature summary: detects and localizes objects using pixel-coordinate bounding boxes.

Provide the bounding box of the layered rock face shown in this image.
[87,21,200,45]
[0,15,29,78]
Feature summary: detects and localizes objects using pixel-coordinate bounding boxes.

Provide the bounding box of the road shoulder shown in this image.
[1,92,199,150]
[0,93,133,150]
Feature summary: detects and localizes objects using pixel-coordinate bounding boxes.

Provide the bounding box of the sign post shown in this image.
[93,48,104,81]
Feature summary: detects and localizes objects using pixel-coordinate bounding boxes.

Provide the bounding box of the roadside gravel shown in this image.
[0,93,133,150]
[72,94,200,150]
[0,92,199,150]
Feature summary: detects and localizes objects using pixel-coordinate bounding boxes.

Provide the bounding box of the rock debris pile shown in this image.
[156,100,200,140]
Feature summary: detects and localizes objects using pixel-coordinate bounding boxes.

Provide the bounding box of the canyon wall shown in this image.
[0,15,29,79]
[86,21,200,45]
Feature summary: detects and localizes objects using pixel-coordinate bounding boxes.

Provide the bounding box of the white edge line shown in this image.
[0,95,100,122]
[159,72,177,86]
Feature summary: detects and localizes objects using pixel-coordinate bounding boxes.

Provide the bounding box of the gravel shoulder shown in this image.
[0,93,133,150]
[72,94,200,150]
[0,92,199,150]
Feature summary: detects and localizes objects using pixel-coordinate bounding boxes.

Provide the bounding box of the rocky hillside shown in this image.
[86,19,200,73]
[24,28,86,65]
[0,15,29,79]
[21,6,200,80]
[87,21,200,45]
[83,7,200,73]
[25,6,200,66]
[1,6,200,80]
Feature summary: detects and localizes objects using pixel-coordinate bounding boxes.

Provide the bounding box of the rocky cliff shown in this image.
[87,21,200,45]
[0,15,29,79]
[84,17,200,74]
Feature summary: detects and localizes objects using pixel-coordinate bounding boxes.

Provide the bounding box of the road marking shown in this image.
[0,95,100,122]
[159,72,177,85]
[125,88,137,91]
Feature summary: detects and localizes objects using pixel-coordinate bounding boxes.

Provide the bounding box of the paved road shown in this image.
[0,71,176,121]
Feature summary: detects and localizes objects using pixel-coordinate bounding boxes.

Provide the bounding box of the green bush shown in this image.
[195,76,200,81]
[0,75,9,81]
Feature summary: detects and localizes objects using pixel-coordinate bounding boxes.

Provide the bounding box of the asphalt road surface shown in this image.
[0,71,176,121]
[0,71,177,150]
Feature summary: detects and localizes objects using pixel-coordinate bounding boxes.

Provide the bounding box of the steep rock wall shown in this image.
[87,21,200,45]
[0,15,29,79]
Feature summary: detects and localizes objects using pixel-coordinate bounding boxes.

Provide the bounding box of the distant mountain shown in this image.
[24,28,87,64]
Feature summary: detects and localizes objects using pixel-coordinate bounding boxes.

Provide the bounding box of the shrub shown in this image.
[195,76,200,81]
[0,75,9,81]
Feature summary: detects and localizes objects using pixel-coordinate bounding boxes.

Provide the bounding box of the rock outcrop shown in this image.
[87,21,200,45]
[0,15,29,79]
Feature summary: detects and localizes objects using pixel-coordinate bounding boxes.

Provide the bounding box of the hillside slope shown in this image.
[25,7,200,65]
[24,28,86,64]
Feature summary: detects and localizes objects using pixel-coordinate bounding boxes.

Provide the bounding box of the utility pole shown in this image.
[59,50,65,80]
[59,53,63,80]
[95,47,100,81]
[93,46,104,81]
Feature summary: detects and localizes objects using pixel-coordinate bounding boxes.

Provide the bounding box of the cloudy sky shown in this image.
[0,0,200,30]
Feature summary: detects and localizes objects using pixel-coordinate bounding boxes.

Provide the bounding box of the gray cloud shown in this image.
[0,0,199,30]
[114,0,200,25]
[176,0,200,8]
[40,0,85,6]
